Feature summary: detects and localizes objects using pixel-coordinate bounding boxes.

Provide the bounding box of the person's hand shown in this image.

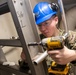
[21,50,26,61]
[48,46,76,65]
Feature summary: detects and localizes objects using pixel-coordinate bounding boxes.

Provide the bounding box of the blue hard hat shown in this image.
[33,2,58,25]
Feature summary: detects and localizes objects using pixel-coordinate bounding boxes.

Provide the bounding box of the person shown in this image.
[33,2,76,65]
[20,1,76,74]
[32,2,76,75]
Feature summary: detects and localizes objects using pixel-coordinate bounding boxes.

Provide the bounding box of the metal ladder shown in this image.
[0,0,48,75]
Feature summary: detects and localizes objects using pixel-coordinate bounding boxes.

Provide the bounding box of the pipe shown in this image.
[33,51,48,65]
[58,0,68,33]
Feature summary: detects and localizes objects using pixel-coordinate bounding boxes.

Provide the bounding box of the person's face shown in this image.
[38,16,58,37]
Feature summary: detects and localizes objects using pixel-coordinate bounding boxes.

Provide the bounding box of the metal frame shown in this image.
[0,39,21,47]
[0,0,48,75]
[0,63,28,75]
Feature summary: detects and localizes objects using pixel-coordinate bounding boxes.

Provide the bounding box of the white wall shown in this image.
[0,12,22,64]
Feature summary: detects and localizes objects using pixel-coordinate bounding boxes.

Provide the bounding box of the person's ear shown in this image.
[55,16,58,24]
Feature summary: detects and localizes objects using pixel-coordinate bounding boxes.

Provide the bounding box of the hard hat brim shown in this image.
[36,12,56,25]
